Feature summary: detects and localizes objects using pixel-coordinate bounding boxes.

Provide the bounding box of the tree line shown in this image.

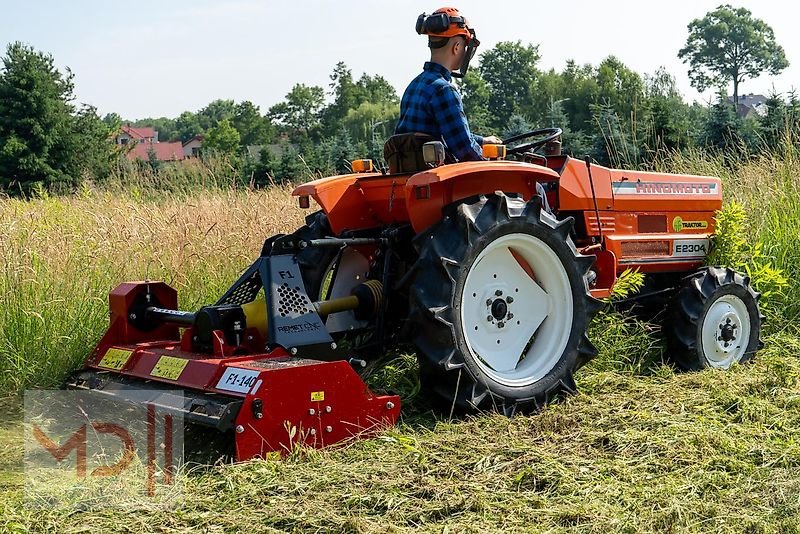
[0,4,793,195]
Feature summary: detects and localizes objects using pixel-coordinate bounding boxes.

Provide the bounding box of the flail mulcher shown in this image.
[67,128,764,460]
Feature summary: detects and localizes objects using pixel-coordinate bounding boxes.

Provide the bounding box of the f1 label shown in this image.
[673,238,709,257]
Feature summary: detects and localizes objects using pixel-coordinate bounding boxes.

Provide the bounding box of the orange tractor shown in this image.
[68,129,763,459]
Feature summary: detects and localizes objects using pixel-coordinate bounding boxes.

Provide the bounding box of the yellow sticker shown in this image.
[673,216,708,232]
[150,356,189,380]
[311,391,325,402]
[98,348,132,370]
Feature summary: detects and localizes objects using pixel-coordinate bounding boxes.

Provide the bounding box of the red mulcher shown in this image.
[67,257,401,460]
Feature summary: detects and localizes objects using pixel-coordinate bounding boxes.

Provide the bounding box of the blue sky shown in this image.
[1,0,798,119]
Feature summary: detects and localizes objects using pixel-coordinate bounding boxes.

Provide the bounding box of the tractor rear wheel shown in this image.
[407,193,602,415]
[292,211,339,300]
[666,267,763,370]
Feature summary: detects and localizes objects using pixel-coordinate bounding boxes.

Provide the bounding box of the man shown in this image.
[395,7,502,162]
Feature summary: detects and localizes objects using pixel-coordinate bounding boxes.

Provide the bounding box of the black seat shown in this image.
[383,132,437,174]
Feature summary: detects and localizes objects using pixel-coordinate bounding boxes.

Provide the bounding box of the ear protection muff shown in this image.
[416,12,466,35]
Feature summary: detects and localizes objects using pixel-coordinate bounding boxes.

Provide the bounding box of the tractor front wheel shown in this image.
[407,193,602,415]
[666,267,764,370]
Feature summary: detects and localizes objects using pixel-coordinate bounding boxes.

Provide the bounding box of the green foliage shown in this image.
[268,83,325,141]
[232,100,275,147]
[608,268,645,300]
[203,118,241,156]
[679,5,789,105]
[459,69,493,135]
[709,200,788,309]
[479,41,540,127]
[0,42,117,195]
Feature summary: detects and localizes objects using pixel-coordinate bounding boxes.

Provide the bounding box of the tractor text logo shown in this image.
[672,216,709,232]
[613,181,717,195]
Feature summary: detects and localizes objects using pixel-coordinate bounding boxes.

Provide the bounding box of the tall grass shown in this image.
[655,141,800,323]
[0,184,307,393]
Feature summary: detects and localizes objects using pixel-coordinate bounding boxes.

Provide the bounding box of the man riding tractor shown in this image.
[394,7,501,162]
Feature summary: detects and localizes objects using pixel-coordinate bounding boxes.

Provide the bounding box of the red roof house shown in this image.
[127,141,185,162]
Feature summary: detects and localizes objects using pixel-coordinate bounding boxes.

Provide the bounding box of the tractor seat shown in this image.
[383,132,441,174]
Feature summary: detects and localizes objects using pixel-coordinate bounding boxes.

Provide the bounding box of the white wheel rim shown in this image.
[701,294,751,368]
[460,232,573,387]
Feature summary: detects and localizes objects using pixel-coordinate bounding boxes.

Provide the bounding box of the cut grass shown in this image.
[2,337,800,532]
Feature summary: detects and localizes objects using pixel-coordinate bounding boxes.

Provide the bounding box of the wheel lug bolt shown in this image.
[498,322,505,328]
[507,313,514,320]
[487,315,493,322]
[506,296,514,304]
[495,290,503,296]
[486,299,493,306]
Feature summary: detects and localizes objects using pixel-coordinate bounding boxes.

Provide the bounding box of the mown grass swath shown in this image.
[1,148,799,531]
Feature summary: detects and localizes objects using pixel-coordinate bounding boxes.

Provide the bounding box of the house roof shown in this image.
[182,135,204,147]
[121,125,156,139]
[127,141,186,162]
[727,94,767,109]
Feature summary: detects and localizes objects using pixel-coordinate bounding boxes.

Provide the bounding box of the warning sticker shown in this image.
[150,356,189,380]
[311,391,325,402]
[97,347,132,370]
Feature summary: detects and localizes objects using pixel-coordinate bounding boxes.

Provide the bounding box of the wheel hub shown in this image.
[490,298,508,321]
[701,295,751,366]
[716,314,739,350]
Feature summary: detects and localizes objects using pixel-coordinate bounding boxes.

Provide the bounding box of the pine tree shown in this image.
[0,42,77,193]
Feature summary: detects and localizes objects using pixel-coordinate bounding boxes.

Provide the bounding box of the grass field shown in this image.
[2,151,800,532]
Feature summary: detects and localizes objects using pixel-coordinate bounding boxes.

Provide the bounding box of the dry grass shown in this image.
[0,185,307,393]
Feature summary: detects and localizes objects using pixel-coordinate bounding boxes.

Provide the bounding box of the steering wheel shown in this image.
[502,127,563,156]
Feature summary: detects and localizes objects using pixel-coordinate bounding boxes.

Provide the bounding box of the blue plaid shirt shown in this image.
[395,62,484,161]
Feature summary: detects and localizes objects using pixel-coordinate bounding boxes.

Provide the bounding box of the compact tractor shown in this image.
[67,129,763,460]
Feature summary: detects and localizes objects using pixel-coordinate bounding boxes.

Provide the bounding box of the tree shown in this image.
[595,56,645,123]
[642,67,693,152]
[203,118,241,156]
[72,105,118,183]
[0,42,78,193]
[232,100,275,147]
[479,41,540,128]
[355,73,398,105]
[197,99,236,131]
[175,111,203,143]
[268,83,325,141]
[460,69,494,134]
[322,62,359,135]
[700,90,742,151]
[679,5,789,109]
[102,112,122,131]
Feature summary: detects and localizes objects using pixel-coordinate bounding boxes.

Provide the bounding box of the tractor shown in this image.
[67,128,763,460]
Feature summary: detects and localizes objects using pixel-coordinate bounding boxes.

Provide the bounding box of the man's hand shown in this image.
[482,135,503,145]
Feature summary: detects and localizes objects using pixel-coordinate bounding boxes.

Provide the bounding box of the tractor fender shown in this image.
[404,161,560,233]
